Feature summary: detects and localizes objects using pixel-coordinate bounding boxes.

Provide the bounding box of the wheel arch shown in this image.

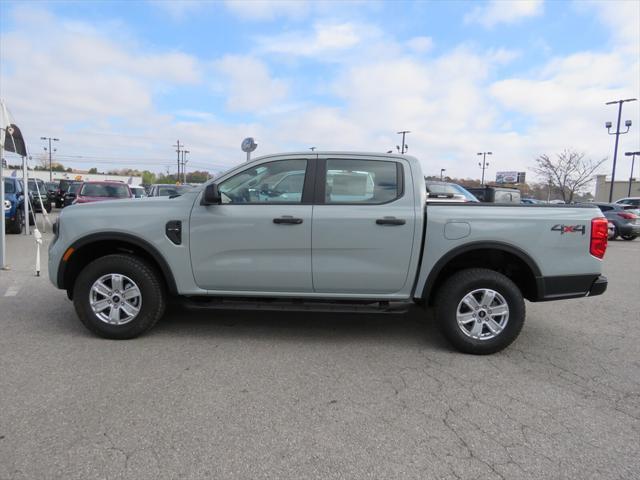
[58,232,178,299]
[421,241,542,305]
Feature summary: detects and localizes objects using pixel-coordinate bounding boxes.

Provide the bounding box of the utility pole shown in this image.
[605,98,636,202]
[440,168,446,180]
[396,130,410,154]
[40,136,59,181]
[625,151,640,197]
[173,140,182,182]
[181,149,189,183]
[477,152,492,186]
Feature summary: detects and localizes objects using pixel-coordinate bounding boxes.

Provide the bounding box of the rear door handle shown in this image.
[376,217,406,226]
[273,216,303,225]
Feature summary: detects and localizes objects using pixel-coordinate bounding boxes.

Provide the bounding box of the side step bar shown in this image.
[180,297,413,314]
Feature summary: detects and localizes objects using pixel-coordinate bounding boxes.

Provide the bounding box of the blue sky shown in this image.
[1,0,638,180]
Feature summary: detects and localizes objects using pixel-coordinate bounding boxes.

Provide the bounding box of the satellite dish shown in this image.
[241,137,257,153]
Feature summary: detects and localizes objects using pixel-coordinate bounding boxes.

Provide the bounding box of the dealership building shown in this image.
[594,175,640,202]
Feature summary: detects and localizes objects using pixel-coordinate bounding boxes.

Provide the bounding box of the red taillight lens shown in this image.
[617,212,638,220]
[590,217,608,259]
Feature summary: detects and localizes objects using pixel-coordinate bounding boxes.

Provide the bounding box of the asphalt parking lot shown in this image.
[1,216,639,480]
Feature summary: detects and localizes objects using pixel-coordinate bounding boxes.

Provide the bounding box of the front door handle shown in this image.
[376,217,406,226]
[273,216,303,225]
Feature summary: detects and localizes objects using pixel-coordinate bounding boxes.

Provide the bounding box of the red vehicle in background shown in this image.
[73,181,132,205]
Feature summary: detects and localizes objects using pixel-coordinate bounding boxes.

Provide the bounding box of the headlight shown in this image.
[3,200,10,211]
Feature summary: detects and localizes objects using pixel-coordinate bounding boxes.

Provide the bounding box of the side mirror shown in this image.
[201,183,221,205]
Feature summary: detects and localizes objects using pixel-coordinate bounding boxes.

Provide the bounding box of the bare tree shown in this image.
[532,149,606,203]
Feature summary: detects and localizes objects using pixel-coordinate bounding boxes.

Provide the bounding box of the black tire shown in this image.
[433,268,525,355]
[28,210,36,225]
[73,254,166,339]
[620,234,637,241]
[6,208,23,234]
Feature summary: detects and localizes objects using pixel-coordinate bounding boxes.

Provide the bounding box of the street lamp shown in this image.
[40,136,59,181]
[625,151,640,197]
[396,130,410,154]
[440,168,446,180]
[605,98,636,202]
[477,152,492,186]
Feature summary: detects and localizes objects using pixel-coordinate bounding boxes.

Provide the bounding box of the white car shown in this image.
[129,186,147,199]
[615,197,640,208]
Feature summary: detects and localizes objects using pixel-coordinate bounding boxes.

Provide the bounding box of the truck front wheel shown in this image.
[73,254,166,339]
[434,268,525,355]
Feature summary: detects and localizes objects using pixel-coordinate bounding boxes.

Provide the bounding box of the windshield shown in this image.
[4,179,16,194]
[28,180,46,193]
[80,183,129,198]
[69,183,83,194]
[426,182,478,202]
[157,185,193,196]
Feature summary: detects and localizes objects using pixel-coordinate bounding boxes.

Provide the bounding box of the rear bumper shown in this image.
[534,274,607,301]
[617,223,640,236]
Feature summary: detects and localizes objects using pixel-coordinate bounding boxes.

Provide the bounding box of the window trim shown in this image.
[314,158,404,205]
[216,158,316,206]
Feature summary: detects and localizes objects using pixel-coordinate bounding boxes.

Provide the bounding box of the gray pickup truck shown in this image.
[49,152,609,354]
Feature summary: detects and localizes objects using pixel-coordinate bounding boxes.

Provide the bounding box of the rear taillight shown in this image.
[590,217,608,259]
[617,212,638,220]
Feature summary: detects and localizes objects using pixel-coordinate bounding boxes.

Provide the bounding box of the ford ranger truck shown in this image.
[49,152,608,354]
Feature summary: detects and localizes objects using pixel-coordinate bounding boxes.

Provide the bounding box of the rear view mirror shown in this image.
[201,183,221,205]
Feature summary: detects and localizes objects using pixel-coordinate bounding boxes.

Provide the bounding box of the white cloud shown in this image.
[213,55,289,112]
[465,0,544,28]
[257,22,373,58]
[224,0,309,20]
[406,36,434,54]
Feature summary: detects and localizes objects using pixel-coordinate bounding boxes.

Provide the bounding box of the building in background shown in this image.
[3,168,143,186]
[594,175,640,202]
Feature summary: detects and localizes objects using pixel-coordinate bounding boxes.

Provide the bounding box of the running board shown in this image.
[180,297,413,314]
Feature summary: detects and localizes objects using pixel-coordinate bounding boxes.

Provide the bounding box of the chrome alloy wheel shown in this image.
[456,288,509,341]
[89,273,142,325]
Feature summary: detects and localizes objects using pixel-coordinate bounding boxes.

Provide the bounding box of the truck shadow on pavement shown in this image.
[149,304,452,351]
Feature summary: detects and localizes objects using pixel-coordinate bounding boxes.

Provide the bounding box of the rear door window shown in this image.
[323,159,401,204]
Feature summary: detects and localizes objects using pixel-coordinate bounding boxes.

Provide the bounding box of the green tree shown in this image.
[141,170,156,185]
[88,167,98,174]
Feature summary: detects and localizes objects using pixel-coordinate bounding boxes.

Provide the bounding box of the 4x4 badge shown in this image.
[551,224,586,235]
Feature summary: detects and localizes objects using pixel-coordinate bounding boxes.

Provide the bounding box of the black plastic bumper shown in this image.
[534,274,607,301]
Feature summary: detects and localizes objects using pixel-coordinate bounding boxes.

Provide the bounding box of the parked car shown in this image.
[590,202,640,240]
[425,180,478,202]
[466,186,521,203]
[74,181,132,204]
[3,177,35,234]
[129,185,148,198]
[148,184,194,197]
[63,182,83,207]
[521,198,541,205]
[54,179,79,208]
[607,221,616,240]
[615,197,640,208]
[26,178,52,213]
[50,151,608,355]
[45,181,59,204]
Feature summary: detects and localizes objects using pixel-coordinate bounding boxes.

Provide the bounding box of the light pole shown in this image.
[40,136,59,181]
[605,98,636,202]
[440,168,446,180]
[396,130,410,154]
[181,150,189,183]
[477,152,492,186]
[625,151,640,197]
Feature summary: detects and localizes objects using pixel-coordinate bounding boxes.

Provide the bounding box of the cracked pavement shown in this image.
[1,222,638,479]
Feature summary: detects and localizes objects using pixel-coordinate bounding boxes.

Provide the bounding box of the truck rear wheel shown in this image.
[73,254,166,339]
[434,268,525,355]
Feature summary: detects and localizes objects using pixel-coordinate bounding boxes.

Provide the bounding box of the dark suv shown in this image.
[54,179,76,208]
[26,178,53,213]
[593,202,640,240]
